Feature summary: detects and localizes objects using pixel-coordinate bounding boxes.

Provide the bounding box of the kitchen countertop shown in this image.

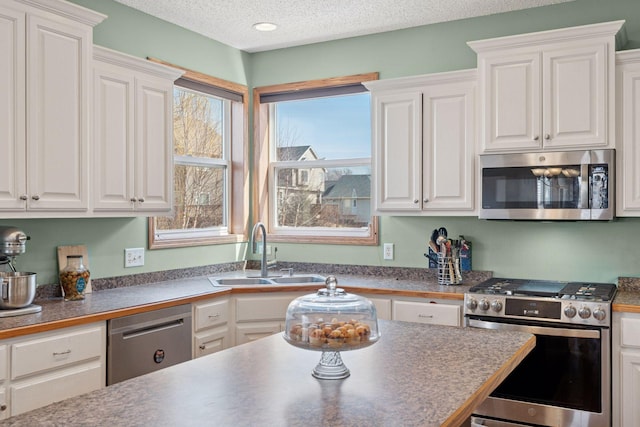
[0,320,535,427]
[0,268,637,340]
[0,270,481,340]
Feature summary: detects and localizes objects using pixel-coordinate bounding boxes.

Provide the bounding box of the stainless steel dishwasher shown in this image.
[107,304,192,385]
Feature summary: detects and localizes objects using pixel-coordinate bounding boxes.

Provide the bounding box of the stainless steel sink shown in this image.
[209,275,327,287]
[209,277,275,286]
[271,275,326,284]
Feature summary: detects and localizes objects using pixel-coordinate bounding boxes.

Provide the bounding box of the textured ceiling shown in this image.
[113,0,575,53]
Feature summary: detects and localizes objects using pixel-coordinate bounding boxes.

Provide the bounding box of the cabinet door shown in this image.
[134,75,173,212]
[26,14,90,211]
[0,6,27,211]
[194,326,231,358]
[10,362,102,417]
[480,52,542,152]
[422,81,475,211]
[543,43,607,149]
[617,62,640,215]
[372,91,422,211]
[621,351,640,427]
[93,61,135,211]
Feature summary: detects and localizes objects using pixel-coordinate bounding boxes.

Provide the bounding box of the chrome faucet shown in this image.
[250,222,275,278]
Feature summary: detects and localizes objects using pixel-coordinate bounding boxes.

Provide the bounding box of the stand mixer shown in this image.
[0,226,30,272]
[0,226,41,317]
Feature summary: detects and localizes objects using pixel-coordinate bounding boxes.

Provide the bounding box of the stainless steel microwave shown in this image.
[479,149,614,220]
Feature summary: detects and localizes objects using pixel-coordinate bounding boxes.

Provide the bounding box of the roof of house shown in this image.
[323,175,371,198]
[276,145,318,161]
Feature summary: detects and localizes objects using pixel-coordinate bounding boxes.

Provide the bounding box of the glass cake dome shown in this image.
[283,276,380,379]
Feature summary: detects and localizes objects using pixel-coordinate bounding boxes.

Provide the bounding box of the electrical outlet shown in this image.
[125,248,145,267]
[383,243,394,260]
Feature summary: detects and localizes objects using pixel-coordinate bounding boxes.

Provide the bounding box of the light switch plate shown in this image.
[125,248,145,267]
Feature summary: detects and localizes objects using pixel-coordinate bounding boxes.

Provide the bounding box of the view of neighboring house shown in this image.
[275,145,370,228]
[323,175,371,227]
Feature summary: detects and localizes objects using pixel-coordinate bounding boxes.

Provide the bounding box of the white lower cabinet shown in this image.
[392,298,462,327]
[234,292,306,346]
[613,312,640,427]
[192,298,231,358]
[365,296,392,320]
[2,322,105,418]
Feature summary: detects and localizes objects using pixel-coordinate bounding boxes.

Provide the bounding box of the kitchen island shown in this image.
[0,320,535,427]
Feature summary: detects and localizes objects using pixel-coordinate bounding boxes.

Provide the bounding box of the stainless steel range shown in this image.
[464,278,617,427]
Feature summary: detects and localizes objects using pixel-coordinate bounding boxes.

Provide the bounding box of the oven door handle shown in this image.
[468,318,601,339]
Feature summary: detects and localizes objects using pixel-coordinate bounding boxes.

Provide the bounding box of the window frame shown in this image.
[147,58,249,249]
[253,73,379,245]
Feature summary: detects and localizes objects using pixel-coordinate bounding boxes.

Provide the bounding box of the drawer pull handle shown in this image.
[418,314,434,319]
[208,314,220,319]
[53,349,72,356]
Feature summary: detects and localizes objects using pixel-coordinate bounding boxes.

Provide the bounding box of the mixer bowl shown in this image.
[0,272,36,309]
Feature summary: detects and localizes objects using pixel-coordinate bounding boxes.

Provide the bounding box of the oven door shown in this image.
[467,317,610,427]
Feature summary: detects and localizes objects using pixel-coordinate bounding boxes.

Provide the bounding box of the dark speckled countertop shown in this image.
[0,267,491,339]
[0,320,535,427]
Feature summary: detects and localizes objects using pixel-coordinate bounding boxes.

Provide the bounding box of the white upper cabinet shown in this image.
[0,0,105,215]
[469,21,624,153]
[615,49,640,216]
[365,70,476,215]
[93,46,183,215]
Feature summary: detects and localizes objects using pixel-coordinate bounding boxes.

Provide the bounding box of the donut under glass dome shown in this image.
[283,276,380,379]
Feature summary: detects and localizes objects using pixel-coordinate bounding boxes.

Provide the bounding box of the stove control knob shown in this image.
[466,297,478,310]
[564,305,577,318]
[490,300,503,313]
[593,307,607,321]
[478,299,490,311]
[578,306,592,319]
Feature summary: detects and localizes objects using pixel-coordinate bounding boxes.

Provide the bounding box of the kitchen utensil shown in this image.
[283,276,379,379]
[0,272,37,309]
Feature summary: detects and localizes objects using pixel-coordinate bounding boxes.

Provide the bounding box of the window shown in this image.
[254,73,379,244]
[148,60,249,248]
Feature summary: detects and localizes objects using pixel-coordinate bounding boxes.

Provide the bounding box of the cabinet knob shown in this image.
[19,195,27,201]
[31,195,40,201]
[533,135,539,141]
[0,404,6,411]
[130,198,137,203]
[199,345,206,350]
[545,134,551,140]
[138,198,145,203]
[413,199,419,204]
[423,198,429,203]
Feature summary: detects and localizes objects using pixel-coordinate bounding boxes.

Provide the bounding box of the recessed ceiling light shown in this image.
[252,22,278,32]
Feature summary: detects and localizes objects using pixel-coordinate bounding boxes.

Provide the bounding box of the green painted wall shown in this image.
[16,0,640,285]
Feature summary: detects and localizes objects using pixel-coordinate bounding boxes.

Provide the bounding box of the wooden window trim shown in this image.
[253,73,379,245]
[147,58,249,249]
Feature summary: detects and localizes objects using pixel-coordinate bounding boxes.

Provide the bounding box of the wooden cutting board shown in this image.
[57,245,92,293]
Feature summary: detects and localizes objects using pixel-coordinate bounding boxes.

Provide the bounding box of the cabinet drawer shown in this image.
[235,322,282,345]
[236,295,298,322]
[11,325,103,380]
[194,327,230,358]
[194,299,229,332]
[393,300,461,326]
[621,317,640,348]
[10,362,102,416]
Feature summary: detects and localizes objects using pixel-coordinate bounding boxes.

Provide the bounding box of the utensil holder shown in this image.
[437,253,462,285]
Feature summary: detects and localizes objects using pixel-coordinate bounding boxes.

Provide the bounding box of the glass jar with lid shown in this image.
[284,276,380,379]
[59,255,90,301]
